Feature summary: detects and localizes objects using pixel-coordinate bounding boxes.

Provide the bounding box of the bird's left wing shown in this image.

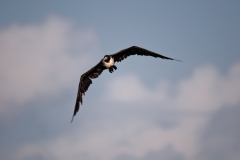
[71,60,106,122]
[110,46,181,62]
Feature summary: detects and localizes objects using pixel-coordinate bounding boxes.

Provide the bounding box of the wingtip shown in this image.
[71,108,77,123]
[175,59,182,62]
[71,116,74,123]
[71,97,80,123]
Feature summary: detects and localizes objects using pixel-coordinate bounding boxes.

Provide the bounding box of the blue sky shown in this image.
[0,1,240,160]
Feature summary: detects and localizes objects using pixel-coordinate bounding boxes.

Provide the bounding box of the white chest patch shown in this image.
[103,56,114,68]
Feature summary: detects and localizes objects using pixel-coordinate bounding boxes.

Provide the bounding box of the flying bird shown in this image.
[71,46,180,122]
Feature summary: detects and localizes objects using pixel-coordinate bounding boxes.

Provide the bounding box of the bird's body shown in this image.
[71,46,180,122]
[103,56,114,69]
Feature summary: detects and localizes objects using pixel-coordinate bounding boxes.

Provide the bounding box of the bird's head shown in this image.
[103,55,110,62]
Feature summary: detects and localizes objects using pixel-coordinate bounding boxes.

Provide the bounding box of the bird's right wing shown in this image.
[71,60,106,122]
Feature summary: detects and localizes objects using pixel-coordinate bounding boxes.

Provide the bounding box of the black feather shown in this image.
[71,46,180,122]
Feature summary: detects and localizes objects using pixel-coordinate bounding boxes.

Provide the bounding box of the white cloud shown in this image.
[173,63,240,112]
[105,74,169,103]
[14,62,240,160]
[0,15,99,115]
[16,62,240,160]
[105,63,240,112]
[16,118,203,160]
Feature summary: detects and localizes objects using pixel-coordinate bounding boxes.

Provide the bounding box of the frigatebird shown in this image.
[71,46,180,122]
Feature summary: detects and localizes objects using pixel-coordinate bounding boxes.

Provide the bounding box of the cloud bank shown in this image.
[0,15,99,116]
[106,63,240,113]
[1,14,240,160]
[15,61,240,160]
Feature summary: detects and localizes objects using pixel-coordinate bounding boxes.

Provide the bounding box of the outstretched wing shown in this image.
[110,46,181,62]
[71,60,106,122]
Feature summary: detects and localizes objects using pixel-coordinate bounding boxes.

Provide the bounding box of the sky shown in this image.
[0,1,240,160]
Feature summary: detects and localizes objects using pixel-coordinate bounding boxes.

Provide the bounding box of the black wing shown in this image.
[71,60,106,122]
[110,46,181,62]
